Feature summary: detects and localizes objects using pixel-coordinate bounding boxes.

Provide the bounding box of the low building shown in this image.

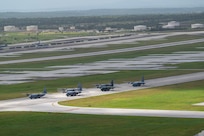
[26,25,38,32]
[134,25,147,31]
[70,26,76,30]
[162,21,180,29]
[58,27,64,32]
[191,23,204,29]
[162,25,176,29]
[4,26,18,32]
[104,27,117,32]
[168,21,180,27]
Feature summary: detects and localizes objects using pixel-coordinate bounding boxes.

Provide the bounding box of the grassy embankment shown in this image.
[60,80,204,111]
[0,31,98,44]
[0,112,204,136]
[1,31,202,45]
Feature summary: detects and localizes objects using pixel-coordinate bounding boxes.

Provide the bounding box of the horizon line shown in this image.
[1,7,204,13]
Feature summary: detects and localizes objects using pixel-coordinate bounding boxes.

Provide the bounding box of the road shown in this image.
[0,72,204,118]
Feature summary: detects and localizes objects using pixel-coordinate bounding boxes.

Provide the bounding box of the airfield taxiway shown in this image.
[0,72,204,118]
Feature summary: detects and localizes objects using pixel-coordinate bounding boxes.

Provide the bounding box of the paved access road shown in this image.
[0,72,204,118]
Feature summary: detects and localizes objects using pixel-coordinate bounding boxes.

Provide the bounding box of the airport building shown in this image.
[162,21,180,29]
[168,21,180,27]
[104,27,117,32]
[134,25,147,31]
[26,25,38,32]
[191,23,204,29]
[58,27,64,32]
[70,26,76,30]
[4,26,18,32]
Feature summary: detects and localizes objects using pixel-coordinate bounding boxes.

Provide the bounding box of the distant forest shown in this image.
[1,8,204,18]
[0,11,204,31]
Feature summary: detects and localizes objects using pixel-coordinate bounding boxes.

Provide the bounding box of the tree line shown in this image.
[0,13,204,31]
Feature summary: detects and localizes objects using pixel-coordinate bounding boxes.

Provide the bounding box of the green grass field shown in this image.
[0,31,97,44]
[60,80,204,111]
[0,34,203,63]
[0,112,204,136]
[1,32,203,44]
[167,62,204,69]
[0,33,204,136]
[0,41,203,69]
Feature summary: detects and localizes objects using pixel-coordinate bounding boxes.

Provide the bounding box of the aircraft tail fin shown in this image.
[78,83,82,91]
[43,87,47,94]
[111,80,114,86]
[141,76,145,84]
[96,84,100,88]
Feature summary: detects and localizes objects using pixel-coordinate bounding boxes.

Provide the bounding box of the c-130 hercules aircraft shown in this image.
[96,80,114,91]
[28,88,47,99]
[65,83,82,96]
[129,76,145,87]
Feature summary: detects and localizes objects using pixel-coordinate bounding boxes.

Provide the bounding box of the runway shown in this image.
[1,38,204,65]
[0,72,204,118]
[0,37,204,85]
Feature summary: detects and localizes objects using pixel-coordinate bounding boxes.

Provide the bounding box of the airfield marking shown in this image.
[52,102,80,112]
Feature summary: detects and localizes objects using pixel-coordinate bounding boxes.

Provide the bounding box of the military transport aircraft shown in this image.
[28,88,47,99]
[65,83,82,96]
[96,80,114,91]
[129,76,145,87]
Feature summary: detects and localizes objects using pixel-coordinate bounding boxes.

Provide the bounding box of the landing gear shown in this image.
[101,88,110,91]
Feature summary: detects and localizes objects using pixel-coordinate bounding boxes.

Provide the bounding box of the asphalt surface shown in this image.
[0,72,204,118]
[1,38,204,65]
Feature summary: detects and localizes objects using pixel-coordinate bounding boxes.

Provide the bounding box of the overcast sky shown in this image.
[1,0,204,12]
